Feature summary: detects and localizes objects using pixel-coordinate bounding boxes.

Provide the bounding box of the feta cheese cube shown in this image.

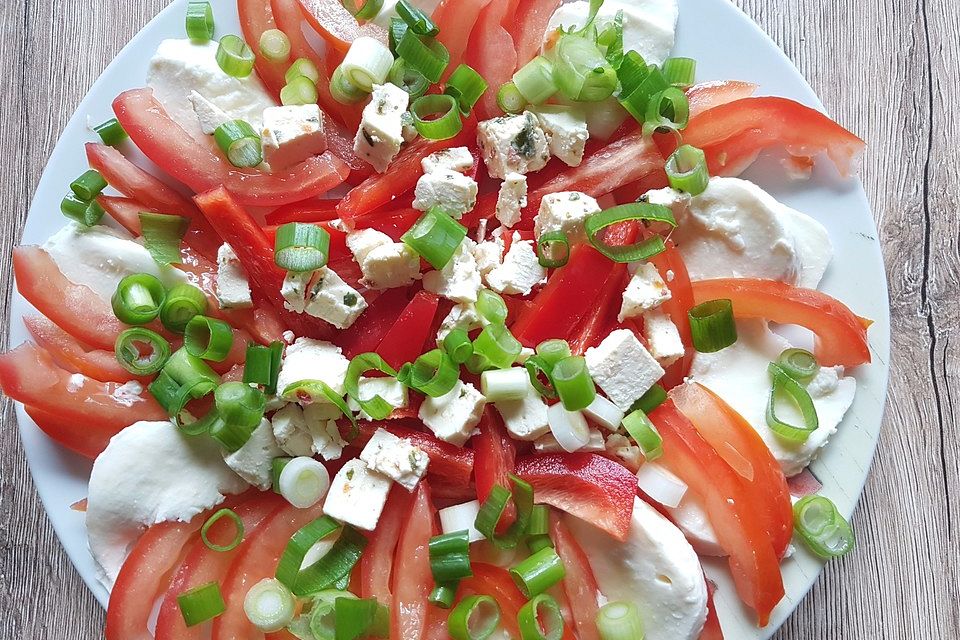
[215,243,253,309]
[485,233,547,296]
[495,389,550,441]
[436,302,484,343]
[585,329,665,411]
[419,380,487,446]
[223,418,285,490]
[346,229,421,289]
[400,111,418,143]
[423,240,483,304]
[619,263,671,321]
[271,404,315,457]
[303,267,368,329]
[472,238,504,277]
[495,173,528,228]
[261,104,327,170]
[302,404,348,461]
[359,428,430,491]
[276,338,350,400]
[535,191,601,242]
[323,459,393,531]
[534,429,606,453]
[643,309,685,367]
[477,112,550,179]
[534,106,589,167]
[422,146,474,174]
[281,270,312,314]
[346,377,409,421]
[354,83,409,173]
[413,170,478,218]
[190,91,230,135]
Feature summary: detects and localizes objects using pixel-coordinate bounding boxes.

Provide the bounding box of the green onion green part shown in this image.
[186,1,215,42]
[536,340,571,370]
[345,353,400,420]
[552,35,617,102]
[518,593,564,640]
[474,474,534,550]
[396,29,450,83]
[401,206,468,269]
[216,35,256,78]
[688,299,737,353]
[643,86,690,136]
[476,288,508,325]
[343,0,386,21]
[275,222,331,272]
[429,530,473,583]
[665,144,710,196]
[243,341,284,395]
[140,212,190,265]
[509,547,566,598]
[281,379,357,439]
[777,348,820,383]
[429,582,460,609]
[177,581,226,627]
[793,495,856,559]
[513,56,557,105]
[445,64,489,115]
[334,596,388,640]
[622,408,664,460]
[388,58,431,100]
[215,381,267,428]
[184,315,234,362]
[661,57,697,87]
[330,66,368,104]
[631,383,667,415]
[214,120,263,168]
[282,75,320,106]
[276,518,367,597]
[536,230,570,268]
[287,57,321,84]
[259,28,292,63]
[61,194,105,226]
[443,328,474,364]
[160,283,209,334]
[201,507,245,552]
[524,356,558,399]
[396,0,439,35]
[551,356,596,411]
[111,273,166,325]
[766,362,820,442]
[584,202,676,263]
[93,117,128,146]
[410,94,464,140]
[70,170,108,201]
[397,349,460,398]
[595,601,645,640]
[114,327,171,375]
[471,324,523,371]
[448,595,501,640]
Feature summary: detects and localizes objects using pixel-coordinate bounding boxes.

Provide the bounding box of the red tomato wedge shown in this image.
[297,0,388,58]
[433,0,493,79]
[97,195,147,235]
[195,186,337,340]
[551,516,601,640]
[691,278,871,367]
[682,97,866,178]
[473,407,518,505]
[457,563,528,638]
[515,453,638,541]
[154,492,284,640]
[114,89,350,207]
[511,0,561,67]
[375,291,440,370]
[465,0,517,119]
[337,121,477,221]
[671,382,794,558]
[361,487,410,603]
[334,287,411,358]
[392,481,437,640]
[1,343,166,457]
[649,400,784,626]
[265,197,341,225]
[238,0,289,96]
[686,80,759,118]
[355,422,475,487]
[105,509,219,640]
[23,315,139,384]
[648,240,695,387]
[213,500,326,640]
[85,142,195,215]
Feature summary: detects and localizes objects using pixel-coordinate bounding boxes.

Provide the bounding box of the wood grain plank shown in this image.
[0,0,957,639]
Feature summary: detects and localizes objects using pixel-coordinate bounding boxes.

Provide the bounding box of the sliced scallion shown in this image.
[114,327,171,375]
[401,206,468,269]
[335,597,389,640]
[396,0,438,35]
[622,408,663,460]
[584,202,676,263]
[471,323,523,371]
[429,530,473,583]
[410,94,464,140]
[177,581,226,627]
[345,353,400,420]
[276,519,367,596]
[793,495,855,559]
[688,299,737,353]
[111,273,166,325]
[536,230,570,269]
[631,383,667,415]
[282,76,320,106]
[474,474,534,549]
[476,288,508,325]
[259,28,291,63]
[480,367,530,402]
[286,58,321,84]
[524,356,557,399]
[215,381,267,430]
[160,283,209,334]
[665,144,709,196]
[552,356,596,411]
[140,212,189,265]
[278,456,331,508]
[201,507,244,552]
[341,36,395,93]
[766,362,819,442]
[777,348,819,383]
[396,29,449,83]
[509,547,565,598]
[429,583,460,609]
[281,379,357,438]
[443,328,474,364]
[387,58,430,100]
[330,66,367,104]
[536,340,571,370]
[214,120,263,168]
[216,35,255,78]
[553,35,617,102]
[243,341,284,395]
[61,194,105,227]
[513,56,557,105]
[445,64,488,115]
[243,578,296,632]
[661,57,697,87]
[397,349,460,398]
[69,170,108,201]
[93,117,128,146]
[643,86,690,136]
[343,0,386,21]
[274,222,331,272]
[497,81,526,114]
[517,593,563,640]
[448,595,501,640]
[186,1,215,42]
[184,315,234,362]
[596,601,644,640]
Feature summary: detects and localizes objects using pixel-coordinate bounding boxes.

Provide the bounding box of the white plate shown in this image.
[9,0,890,637]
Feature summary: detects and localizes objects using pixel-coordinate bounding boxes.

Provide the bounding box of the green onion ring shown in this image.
[177,581,226,627]
[584,203,676,263]
[473,474,534,550]
[398,349,460,398]
[216,34,255,78]
[201,508,245,553]
[777,348,819,383]
[160,283,209,334]
[536,230,570,268]
[345,353,400,421]
[274,222,331,272]
[184,315,234,362]
[448,595,501,640]
[115,327,171,376]
[281,379,358,439]
[111,273,167,325]
[688,299,737,353]
[443,328,474,365]
[517,593,564,640]
[766,362,820,442]
[509,547,566,598]
[411,94,464,141]
[793,495,856,559]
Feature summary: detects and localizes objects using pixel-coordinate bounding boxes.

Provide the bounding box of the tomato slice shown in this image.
[691,278,871,367]
[551,516,601,640]
[334,287,413,358]
[1,343,166,457]
[432,0,493,79]
[114,89,351,207]
[97,195,148,235]
[336,121,478,221]
[154,492,284,640]
[85,142,195,215]
[213,500,327,640]
[23,315,140,384]
[297,0,388,58]
[511,0,562,67]
[649,400,784,626]
[671,382,794,557]
[683,97,866,178]
[354,422,475,487]
[515,453,638,541]
[647,239,695,387]
[360,487,410,603]
[392,481,437,640]
[473,407,517,504]
[265,197,341,225]
[686,80,758,118]
[376,291,441,370]
[464,0,517,120]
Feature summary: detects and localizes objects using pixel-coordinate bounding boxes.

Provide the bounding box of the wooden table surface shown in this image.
[1,0,958,638]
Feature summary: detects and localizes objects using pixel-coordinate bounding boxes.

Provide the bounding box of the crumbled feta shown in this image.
[423,239,483,304]
[619,263,672,321]
[302,267,368,329]
[495,385,550,441]
[436,302,484,343]
[302,403,348,461]
[535,429,606,452]
[400,111,418,143]
[323,459,393,531]
[585,329,665,411]
[281,270,312,314]
[359,428,430,491]
[190,91,230,135]
[422,146,474,173]
[485,233,547,296]
[223,418,285,490]
[271,403,315,457]
[276,338,350,399]
[643,309,685,367]
[605,433,643,470]
[533,106,589,167]
[261,104,327,170]
[534,191,601,242]
[495,173,529,228]
[473,237,505,277]
[354,83,409,173]
[347,376,409,421]
[419,380,487,446]
[215,243,253,309]
[477,111,550,179]
[346,229,421,289]
[413,170,479,218]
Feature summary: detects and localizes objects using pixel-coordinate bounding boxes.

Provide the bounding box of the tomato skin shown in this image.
[154,492,284,640]
[551,516,601,640]
[361,487,411,603]
[683,97,866,178]
[376,291,441,370]
[691,278,871,367]
[392,482,437,640]
[671,383,794,558]
[515,453,639,541]
[113,89,350,207]
[511,0,562,67]
[465,0,517,120]
[649,400,784,626]
[699,577,725,640]
[433,0,493,80]
[473,407,517,504]
[648,240,695,387]
[265,197,341,225]
[23,315,140,384]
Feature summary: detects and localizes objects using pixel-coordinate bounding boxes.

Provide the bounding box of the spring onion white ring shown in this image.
[278,457,331,508]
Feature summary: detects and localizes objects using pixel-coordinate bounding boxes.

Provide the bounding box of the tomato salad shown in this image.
[0,0,870,638]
